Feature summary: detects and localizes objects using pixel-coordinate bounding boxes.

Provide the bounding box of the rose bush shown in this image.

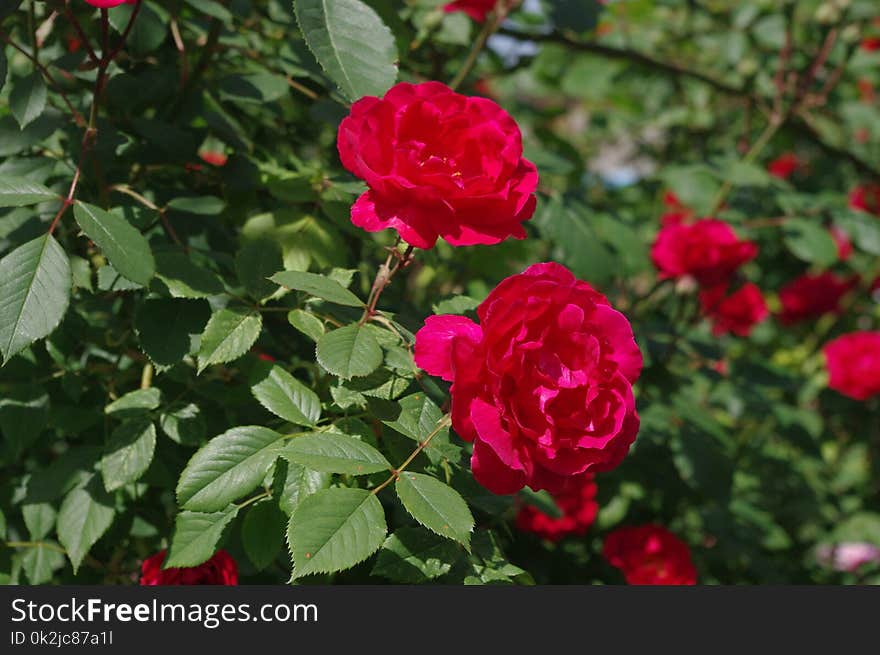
[1,0,878,587]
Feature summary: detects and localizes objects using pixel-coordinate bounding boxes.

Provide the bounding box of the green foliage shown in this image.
[288,487,387,579]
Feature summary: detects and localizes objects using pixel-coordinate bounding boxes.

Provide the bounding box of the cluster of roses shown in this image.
[134,77,687,585]
[340,76,695,584]
[652,195,766,337]
[652,180,880,404]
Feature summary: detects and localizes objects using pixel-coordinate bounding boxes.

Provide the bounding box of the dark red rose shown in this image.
[515,473,598,542]
[337,81,538,249]
[699,282,767,336]
[603,525,697,585]
[777,272,858,325]
[651,219,758,287]
[823,331,880,401]
[849,184,880,216]
[444,0,497,22]
[767,152,801,179]
[140,550,238,585]
[862,37,880,51]
[414,262,642,494]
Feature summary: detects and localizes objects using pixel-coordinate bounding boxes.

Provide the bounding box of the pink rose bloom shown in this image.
[816,542,880,572]
[415,262,642,494]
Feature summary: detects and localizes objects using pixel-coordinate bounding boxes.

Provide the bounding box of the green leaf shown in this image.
[177,426,284,511]
[134,298,211,368]
[159,402,206,446]
[104,388,161,415]
[0,387,48,457]
[250,362,321,426]
[288,487,386,579]
[154,251,225,298]
[97,263,142,291]
[0,177,57,207]
[288,309,325,341]
[73,202,155,286]
[293,0,398,102]
[383,393,446,442]
[242,500,286,570]
[167,196,226,215]
[278,462,330,516]
[371,527,460,583]
[395,472,474,548]
[0,234,71,364]
[10,72,47,129]
[783,219,838,267]
[165,505,239,568]
[100,417,157,492]
[23,503,56,540]
[534,198,616,287]
[236,238,283,300]
[270,270,363,307]
[56,481,115,573]
[660,164,721,216]
[280,430,390,474]
[316,323,383,379]
[197,307,262,373]
[184,0,234,21]
[433,296,480,315]
[20,542,65,584]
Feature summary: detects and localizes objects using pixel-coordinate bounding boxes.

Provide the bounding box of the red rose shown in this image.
[515,473,598,542]
[849,184,880,216]
[862,37,880,51]
[651,219,758,287]
[85,0,136,7]
[337,81,538,249]
[830,225,853,261]
[767,152,801,179]
[414,262,642,494]
[603,525,697,585]
[198,150,228,167]
[444,0,498,22]
[823,331,880,401]
[698,282,767,337]
[139,550,238,585]
[660,191,693,227]
[777,272,857,325]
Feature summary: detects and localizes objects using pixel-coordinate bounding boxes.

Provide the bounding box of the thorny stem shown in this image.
[359,243,416,325]
[47,4,142,235]
[371,415,453,495]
